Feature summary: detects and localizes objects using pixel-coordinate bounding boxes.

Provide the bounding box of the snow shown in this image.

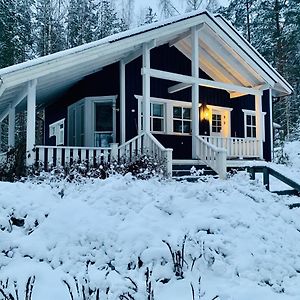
[1,172,300,299]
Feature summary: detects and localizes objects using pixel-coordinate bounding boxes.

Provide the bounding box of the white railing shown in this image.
[118,132,173,176]
[195,136,227,179]
[199,136,261,158]
[35,145,113,170]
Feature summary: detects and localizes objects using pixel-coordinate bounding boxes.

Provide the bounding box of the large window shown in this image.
[173,106,191,134]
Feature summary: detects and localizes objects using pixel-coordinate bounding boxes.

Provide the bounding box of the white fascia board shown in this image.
[215,15,293,94]
[204,18,277,88]
[143,68,262,96]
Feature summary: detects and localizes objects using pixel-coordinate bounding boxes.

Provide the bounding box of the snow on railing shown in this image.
[199,136,261,158]
[118,132,173,176]
[196,136,227,179]
[35,145,113,170]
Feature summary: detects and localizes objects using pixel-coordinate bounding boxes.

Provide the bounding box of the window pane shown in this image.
[183,108,191,119]
[183,121,191,133]
[246,115,251,125]
[152,104,163,117]
[173,120,182,133]
[247,127,252,137]
[252,127,256,138]
[152,118,163,131]
[252,115,256,125]
[95,103,112,131]
[173,107,182,119]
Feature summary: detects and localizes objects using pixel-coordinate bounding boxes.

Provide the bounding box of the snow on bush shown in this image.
[0,174,300,299]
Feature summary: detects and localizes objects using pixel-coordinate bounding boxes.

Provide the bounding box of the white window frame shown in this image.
[49,118,65,145]
[242,109,266,141]
[135,95,200,135]
[172,106,192,134]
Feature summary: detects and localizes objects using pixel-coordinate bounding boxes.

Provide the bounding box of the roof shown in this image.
[0,10,293,120]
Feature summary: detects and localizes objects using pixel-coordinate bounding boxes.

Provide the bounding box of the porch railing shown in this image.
[118,132,173,176]
[35,145,112,170]
[35,132,173,176]
[195,136,227,179]
[199,136,261,158]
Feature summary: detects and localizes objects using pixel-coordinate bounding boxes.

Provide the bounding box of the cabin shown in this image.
[0,11,293,179]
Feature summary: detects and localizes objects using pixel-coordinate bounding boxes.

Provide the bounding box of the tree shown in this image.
[159,0,179,19]
[0,0,33,67]
[67,0,96,48]
[96,0,120,39]
[138,6,158,26]
[35,0,66,56]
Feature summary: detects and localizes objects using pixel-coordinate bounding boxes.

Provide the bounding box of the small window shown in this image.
[173,106,191,134]
[245,113,256,138]
[212,113,222,133]
[49,119,65,145]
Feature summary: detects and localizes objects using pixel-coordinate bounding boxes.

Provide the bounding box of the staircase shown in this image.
[172,160,217,182]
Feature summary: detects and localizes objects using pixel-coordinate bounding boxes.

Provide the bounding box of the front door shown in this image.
[211,110,224,137]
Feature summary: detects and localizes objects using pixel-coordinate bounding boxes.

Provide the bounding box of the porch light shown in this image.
[201,106,209,121]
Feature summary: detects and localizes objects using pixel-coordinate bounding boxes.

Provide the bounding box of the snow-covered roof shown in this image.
[0,10,293,120]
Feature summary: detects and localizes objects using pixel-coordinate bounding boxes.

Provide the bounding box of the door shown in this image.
[211,110,223,137]
[94,102,114,147]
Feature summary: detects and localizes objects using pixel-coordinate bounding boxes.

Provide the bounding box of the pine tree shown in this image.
[0,0,33,67]
[67,0,97,48]
[144,7,158,25]
[35,0,66,56]
[96,0,120,39]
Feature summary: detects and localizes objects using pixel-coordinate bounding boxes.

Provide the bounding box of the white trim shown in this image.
[207,105,233,112]
[8,105,15,147]
[49,118,65,146]
[143,68,263,96]
[120,60,126,143]
[142,43,151,133]
[242,109,266,142]
[26,79,37,166]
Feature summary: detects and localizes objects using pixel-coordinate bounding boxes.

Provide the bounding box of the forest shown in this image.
[0,0,299,141]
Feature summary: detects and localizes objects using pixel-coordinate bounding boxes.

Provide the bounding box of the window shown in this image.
[173,106,191,134]
[151,103,165,132]
[245,113,256,138]
[141,102,165,132]
[49,119,65,145]
[212,113,222,133]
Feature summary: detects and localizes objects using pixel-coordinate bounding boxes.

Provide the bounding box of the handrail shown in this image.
[195,135,227,179]
[118,132,172,177]
[35,145,111,150]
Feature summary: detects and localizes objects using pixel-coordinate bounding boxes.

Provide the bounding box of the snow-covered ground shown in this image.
[1,171,300,300]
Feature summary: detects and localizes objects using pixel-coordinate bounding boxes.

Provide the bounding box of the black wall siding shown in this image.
[44,43,272,162]
[45,63,120,145]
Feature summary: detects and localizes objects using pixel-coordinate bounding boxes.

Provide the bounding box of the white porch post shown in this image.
[120,60,126,144]
[142,43,151,133]
[255,93,264,159]
[8,104,15,148]
[26,79,37,166]
[191,26,199,159]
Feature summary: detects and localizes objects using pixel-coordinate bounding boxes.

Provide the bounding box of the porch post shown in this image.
[191,26,199,159]
[255,93,264,159]
[8,104,15,148]
[26,79,37,166]
[120,60,126,144]
[142,43,151,133]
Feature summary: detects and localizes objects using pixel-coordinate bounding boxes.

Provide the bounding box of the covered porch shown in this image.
[0,11,292,178]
